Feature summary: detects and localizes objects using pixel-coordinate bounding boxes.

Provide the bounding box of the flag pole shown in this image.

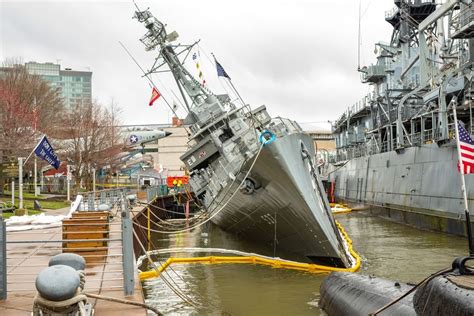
[34,157,37,197]
[453,99,474,256]
[18,157,23,210]
[211,53,247,107]
[24,135,45,166]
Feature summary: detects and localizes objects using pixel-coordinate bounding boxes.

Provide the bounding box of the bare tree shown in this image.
[61,101,123,190]
[0,58,65,194]
[0,58,64,156]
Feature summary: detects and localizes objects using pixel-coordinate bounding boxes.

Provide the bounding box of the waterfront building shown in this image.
[25,62,92,109]
[307,130,335,152]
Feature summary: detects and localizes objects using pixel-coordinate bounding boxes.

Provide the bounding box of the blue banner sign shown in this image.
[34,136,61,169]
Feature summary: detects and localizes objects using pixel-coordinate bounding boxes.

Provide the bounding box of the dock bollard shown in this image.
[33,254,90,315]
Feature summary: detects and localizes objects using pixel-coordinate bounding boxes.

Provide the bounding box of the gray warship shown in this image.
[133,9,352,267]
[330,0,474,236]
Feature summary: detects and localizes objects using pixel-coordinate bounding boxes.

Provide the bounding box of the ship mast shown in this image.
[133,9,218,115]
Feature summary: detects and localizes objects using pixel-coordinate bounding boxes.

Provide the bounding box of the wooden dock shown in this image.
[0,207,147,315]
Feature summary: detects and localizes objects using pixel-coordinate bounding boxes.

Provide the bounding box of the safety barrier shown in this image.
[138,220,361,280]
[330,203,353,214]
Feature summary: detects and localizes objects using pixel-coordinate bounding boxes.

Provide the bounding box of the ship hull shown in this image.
[329,143,474,236]
[210,133,350,267]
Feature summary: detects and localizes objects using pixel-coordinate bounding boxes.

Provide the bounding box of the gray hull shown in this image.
[210,133,350,267]
[330,142,474,236]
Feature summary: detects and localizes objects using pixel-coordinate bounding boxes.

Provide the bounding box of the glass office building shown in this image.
[25,62,92,109]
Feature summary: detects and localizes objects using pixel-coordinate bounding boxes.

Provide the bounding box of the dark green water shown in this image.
[141,211,468,315]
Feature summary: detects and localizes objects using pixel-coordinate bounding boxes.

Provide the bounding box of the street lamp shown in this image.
[66,158,75,202]
[92,164,96,197]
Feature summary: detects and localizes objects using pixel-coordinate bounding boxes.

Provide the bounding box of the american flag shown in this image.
[458,122,474,174]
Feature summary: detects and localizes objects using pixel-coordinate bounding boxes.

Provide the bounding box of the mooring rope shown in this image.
[368,267,453,315]
[132,142,265,234]
[84,292,163,316]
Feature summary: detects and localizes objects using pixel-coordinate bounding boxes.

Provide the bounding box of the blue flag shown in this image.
[34,136,61,169]
[215,59,231,80]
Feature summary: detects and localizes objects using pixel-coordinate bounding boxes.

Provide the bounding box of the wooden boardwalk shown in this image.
[0,207,146,315]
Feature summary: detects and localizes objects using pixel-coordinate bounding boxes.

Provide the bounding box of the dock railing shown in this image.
[0,188,137,300]
[0,216,6,300]
[80,187,131,211]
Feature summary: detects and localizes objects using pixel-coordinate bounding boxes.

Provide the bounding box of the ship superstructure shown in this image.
[330,0,474,235]
[133,9,352,267]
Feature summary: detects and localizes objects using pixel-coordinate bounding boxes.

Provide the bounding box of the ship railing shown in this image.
[350,96,371,115]
[423,129,434,143]
[380,141,389,153]
[431,123,457,143]
[411,132,422,146]
[348,148,354,160]
[448,123,457,140]
[347,144,366,159]
[269,117,302,137]
[456,2,474,29]
[334,95,373,129]
[402,131,412,146]
[368,142,379,155]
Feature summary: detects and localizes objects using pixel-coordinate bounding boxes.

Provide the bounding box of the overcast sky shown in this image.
[1,0,394,130]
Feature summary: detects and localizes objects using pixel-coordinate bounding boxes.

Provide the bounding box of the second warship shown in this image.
[329,0,474,236]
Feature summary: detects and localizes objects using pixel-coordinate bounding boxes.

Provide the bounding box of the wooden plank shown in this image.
[71,212,110,218]
[72,211,110,216]
[63,224,109,232]
[63,232,107,240]
[64,241,107,248]
[62,211,112,263]
[63,219,109,225]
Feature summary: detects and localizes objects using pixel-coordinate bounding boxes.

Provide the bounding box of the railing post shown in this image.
[0,216,6,300]
[105,191,110,207]
[87,193,94,211]
[121,194,135,295]
[146,188,152,202]
[100,192,106,205]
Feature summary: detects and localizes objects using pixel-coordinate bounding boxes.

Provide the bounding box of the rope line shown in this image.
[133,143,264,234]
[84,292,164,316]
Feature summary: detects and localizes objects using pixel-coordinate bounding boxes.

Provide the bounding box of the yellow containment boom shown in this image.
[139,220,361,280]
[330,203,353,214]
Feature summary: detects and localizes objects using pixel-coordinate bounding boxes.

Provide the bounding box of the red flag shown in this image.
[149,87,161,106]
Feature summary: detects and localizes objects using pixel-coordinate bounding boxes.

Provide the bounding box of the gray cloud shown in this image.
[1,0,394,130]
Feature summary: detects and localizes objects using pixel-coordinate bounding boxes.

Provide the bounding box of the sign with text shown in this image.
[34,136,60,169]
[0,162,18,178]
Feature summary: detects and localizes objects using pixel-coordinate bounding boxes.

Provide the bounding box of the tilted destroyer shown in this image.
[133,9,352,267]
[330,0,474,235]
